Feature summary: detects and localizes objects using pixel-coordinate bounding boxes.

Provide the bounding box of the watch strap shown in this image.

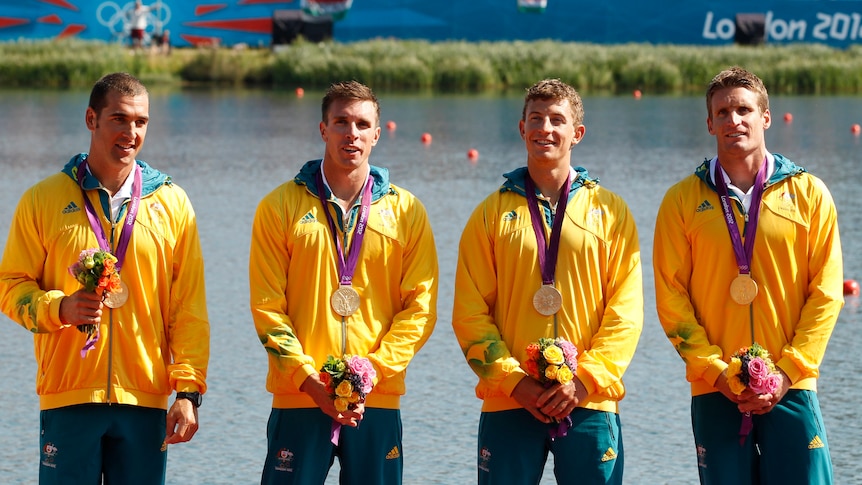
[176,391,202,408]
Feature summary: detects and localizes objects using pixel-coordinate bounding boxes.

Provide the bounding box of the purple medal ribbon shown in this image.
[713,159,767,277]
[713,159,767,445]
[77,160,142,272]
[76,161,142,355]
[314,169,372,446]
[524,173,571,286]
[526,173,574,440]
[315,170,373,288]
[549,415,573,440]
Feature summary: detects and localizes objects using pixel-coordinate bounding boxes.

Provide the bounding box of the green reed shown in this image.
[2,38,862,94]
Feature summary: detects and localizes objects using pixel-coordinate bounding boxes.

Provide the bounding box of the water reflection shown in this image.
[0,89,860,484]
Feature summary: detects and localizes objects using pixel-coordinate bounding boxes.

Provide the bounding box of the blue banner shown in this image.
[1,1,862,48]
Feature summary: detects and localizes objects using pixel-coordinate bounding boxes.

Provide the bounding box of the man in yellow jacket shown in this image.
[249,80,438,484]
[653,67,843,483]
[452,78,643,484]
[0,72,209,484]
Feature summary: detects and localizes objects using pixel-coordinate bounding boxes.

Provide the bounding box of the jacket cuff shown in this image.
[576,367,597,396]
[175,384,202,393]
[776,357,803,386]
[48,290,69,333]
[703,358,729,387]
[292,364,318,390]
[501,370,528,397]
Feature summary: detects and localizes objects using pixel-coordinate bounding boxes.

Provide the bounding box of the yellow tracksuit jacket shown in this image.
[0,154,209,410]
[249,160,438,409]
[653,154,843,396]
[452,166,643,414]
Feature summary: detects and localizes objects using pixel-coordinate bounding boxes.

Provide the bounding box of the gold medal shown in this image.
[533,284,563,316]
[103,279,129,309]
[331,285,360,317]
[730,274,758,305]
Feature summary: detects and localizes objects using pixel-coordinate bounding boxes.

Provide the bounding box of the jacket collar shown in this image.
[500,165,598,198]
[294,159,392,202]
[62,153,171,196]
[694,152,806,190]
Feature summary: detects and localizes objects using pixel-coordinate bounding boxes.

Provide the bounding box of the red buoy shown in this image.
[386,120,397,131]
[467,148,479,161]
[852,124,861,135]
[633,89,642,99]
[845,279,860,296]
[783,113,793,123]
[421,133,432,144]
[295,87,305,98]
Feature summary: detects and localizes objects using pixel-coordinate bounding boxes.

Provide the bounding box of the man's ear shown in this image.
[85,107,97,131]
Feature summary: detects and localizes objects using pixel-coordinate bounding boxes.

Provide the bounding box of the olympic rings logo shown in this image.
[96,1,171,35]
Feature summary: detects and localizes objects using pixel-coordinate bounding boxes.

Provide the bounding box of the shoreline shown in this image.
[2,38,862,94]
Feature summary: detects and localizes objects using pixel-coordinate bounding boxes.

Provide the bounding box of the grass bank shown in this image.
[3,38,862,94]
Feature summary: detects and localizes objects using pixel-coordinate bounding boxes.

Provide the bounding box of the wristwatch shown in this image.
[176,391,202,408]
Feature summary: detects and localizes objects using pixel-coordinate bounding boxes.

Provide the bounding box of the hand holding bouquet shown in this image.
[67,249,121,356]
[319,354,376,444]
[524,337,578,439]
[727,342,782,444]
[524,337,578,387]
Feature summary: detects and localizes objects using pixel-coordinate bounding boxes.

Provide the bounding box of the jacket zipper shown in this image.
[106,214,117,405]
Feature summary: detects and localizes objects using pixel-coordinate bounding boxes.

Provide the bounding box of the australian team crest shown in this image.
[274,448,295,472]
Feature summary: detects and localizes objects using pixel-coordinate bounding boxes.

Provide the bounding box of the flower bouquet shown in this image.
[727,342,782,444]
[319,354,376,444]
[67,249,121,356]
[524,337,578,439]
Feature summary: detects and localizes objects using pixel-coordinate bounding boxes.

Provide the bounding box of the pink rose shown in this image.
[347,356,376,394]
[763,373,781,394]
[556,340,578,367]
[749,371,781,395]
[749,376,768,394]
[747,357,769,380]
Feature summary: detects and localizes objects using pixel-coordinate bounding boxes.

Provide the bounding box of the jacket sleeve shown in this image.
[166,188,210,394]
[778,178,843,383]
[653,187,728,385]
[452,201,526,397]
[248,191,318,391]
[0,188,67,334]
[577,195,643,399]
[366,197,438,381]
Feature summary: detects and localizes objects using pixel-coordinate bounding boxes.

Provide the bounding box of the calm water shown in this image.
[0,89,860,485]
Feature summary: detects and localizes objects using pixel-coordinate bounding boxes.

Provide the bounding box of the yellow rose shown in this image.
[542,345,564,365]
[544,364,559,381]
[334,397,350,412]
[556,365,574,385]
[336,380,353,397]
[728,376,746,395]
[727,357,742,378]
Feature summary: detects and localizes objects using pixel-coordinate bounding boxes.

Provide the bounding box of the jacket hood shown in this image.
[294,159,393,201]
[694,152,806,190]
[500,165,598,198]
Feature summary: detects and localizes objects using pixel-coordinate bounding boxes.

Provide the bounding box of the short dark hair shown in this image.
[706,67,769,118]
[522,78,584,125]
[88,72,148,116]
[321,80,380,124]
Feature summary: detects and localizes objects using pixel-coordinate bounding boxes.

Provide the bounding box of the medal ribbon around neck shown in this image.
[713,159,767,305]
[315,170,373,315]
[525,172,571,316]
[77,160,142,273]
